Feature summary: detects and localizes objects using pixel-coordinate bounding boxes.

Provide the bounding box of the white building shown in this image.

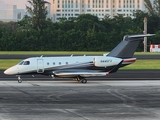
[0,0,149,23]
[0,5,25,22]
[49,0,147,22]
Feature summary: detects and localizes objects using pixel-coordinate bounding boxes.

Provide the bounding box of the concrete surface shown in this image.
[0,80,160,120]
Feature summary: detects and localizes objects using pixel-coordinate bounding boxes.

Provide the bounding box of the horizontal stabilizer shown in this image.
[128,34,155,39]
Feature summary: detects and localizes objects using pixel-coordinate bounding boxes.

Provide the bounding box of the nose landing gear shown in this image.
[17,76,22,83]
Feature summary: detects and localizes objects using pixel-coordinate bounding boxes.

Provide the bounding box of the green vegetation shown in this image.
[0,3,160,51]
[26,0,49,31]
[0,51,160,55]
[0,51,106,55]
[0,1,160,52]
[144,0,160,15]
[0,59,160,70]
[120,60,160,70]
[0,59,21,70]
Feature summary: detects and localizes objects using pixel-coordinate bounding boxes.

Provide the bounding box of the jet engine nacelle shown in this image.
[94,56,122,67]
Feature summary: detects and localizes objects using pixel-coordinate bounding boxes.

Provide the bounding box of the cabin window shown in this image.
[23,61,30,65]
[59,62,61,65]
[18,61,24,65]
[47,62,49,65]
[53,62,55,65]
[66,62,68,65]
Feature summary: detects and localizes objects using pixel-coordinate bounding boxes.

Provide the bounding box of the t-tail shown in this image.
[107,34,155,58]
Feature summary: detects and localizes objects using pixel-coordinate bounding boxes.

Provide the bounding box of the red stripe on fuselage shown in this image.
[123,58,137,63]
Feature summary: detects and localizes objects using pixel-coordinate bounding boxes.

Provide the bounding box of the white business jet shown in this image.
[4,34,154,83]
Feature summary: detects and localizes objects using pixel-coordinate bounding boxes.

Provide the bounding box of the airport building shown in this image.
[0,5,26,22]
[49,0,147,22]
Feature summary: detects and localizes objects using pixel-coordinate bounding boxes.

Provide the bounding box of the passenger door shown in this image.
[37,59,44,73]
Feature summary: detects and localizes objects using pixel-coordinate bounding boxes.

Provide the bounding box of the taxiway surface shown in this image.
[1,70,160,81]
[0,80,160,120]
[1,69,160,120]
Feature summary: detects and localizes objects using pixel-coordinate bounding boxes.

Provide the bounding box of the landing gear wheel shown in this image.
[18,76,22,83]
[73,76,87,84]
[81,79,87,84]
[18,79,22,83]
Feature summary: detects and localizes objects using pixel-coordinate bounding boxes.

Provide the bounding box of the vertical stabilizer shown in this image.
[107,34,154,58]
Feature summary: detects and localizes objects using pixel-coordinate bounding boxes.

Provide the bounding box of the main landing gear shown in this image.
[17,76,22,83]
[73,76,87,84]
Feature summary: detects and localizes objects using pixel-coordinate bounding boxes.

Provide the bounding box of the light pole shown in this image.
[143,16,147,52]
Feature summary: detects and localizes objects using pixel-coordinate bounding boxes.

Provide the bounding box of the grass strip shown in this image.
[0,51,105,55]
[0,59,22,70]
[0,59,160,70]
[120,60,160,70]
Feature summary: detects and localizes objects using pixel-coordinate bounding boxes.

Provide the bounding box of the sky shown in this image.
[0,0,49,9]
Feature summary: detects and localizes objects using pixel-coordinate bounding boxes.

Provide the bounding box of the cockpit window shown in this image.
[23,61,30,65]
[18,61,24,65]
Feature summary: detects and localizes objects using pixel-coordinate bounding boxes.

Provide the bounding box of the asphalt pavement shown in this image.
[1,70,160,81]
[0,80,160,120]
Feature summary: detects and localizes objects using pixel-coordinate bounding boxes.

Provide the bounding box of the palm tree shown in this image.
[153,0,160,15]
[26,0,50,31]
[144,0,160,16]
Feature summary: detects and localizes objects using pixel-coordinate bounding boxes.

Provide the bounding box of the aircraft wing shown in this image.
[54,72,108,78]
[54,60,123,78]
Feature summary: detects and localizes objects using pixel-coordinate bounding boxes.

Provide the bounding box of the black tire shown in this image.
[81,79,87,84]
[18,79,22,83]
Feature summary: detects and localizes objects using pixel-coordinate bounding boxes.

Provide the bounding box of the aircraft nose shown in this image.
[4,66,18,75]
[4,69,11,75]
